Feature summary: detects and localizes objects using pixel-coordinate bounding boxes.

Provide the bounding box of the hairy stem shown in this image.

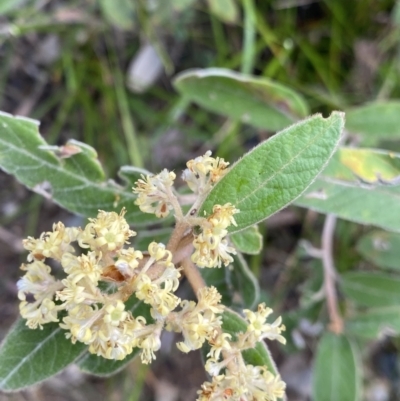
[167,221,189,254]
[321,214,343,334]
[181,257,206,295]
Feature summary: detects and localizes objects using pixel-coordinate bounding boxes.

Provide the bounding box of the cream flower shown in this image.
[192,204,239,268]
[133,169,176,218]
[114,247,143,277]
[182,151,229,194]
[23,222,78,262]
[243,303,286,346]
[78,208,135,252]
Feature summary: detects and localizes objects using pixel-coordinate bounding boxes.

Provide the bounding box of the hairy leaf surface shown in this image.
[0,112,156,226]
[200,112,344,233]
[174,68,309,131]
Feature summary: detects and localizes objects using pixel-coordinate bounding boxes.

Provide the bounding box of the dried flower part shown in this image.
[182,151,229,194]
[192,203,239,268]
[133,169,176,218]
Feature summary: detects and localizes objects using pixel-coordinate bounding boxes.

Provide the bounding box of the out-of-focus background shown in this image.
[1,1,400,400]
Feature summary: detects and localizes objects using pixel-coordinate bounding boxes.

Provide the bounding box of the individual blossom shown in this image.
[133,169,176,218]
[192,204,239,268]
[23,222,79,262]
[61,251,103,284]
[197,365,286,401]
[182,151,229,194]
[114,247,143,278]
[136,323,163,364]
[134,274,180,319]
[19,297,61,329]
[17,260,64,329]
[148,241,173,268]
[56,272,104,309]
[89,314,146,360]
[240,303,286,348]
[167,287,224,353]
[78,208,135,252]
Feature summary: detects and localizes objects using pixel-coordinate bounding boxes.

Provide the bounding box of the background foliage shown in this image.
[0,0,400,400]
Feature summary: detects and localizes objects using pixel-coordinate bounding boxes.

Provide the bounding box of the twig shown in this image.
[180,257,206,296]
[321,214,343,334]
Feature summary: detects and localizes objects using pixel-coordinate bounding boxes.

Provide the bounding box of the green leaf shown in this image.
[173,68,309,131]
[312,332,361,401]
[200,112,344,233]
[295,148,400,232]
[231,253,260,309]
[0,320,86,391]
[200,253,259,310]
[77,295,152,376]
[99,0,135,30]
[341,272,400,307]
[118,165,153,187]
[357,230,400,271]
[207,0,239,24]
[230,225,262,255]
[346,101,400,142]
[201,266,233,307]
[345,306,400,339]
[0,112,156,226]
[222,308,279,375]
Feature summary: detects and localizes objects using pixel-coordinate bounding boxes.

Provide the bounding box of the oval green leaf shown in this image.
[173,68,309,131]
[313,332,361,401]
[0,320,86,391]
[341,272,400,307]
[200,112,344,233]
[231,253,260,309]
[296,148,400,233]
[346,101,400,140]
[345,306,400,339]
[357,230,400,271]
[230,225,262,255]
[0,111,156,226]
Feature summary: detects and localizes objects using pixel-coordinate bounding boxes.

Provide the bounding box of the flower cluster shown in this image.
[18,209,183,362]
[18,150,287,401]
[197,303,286,401]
